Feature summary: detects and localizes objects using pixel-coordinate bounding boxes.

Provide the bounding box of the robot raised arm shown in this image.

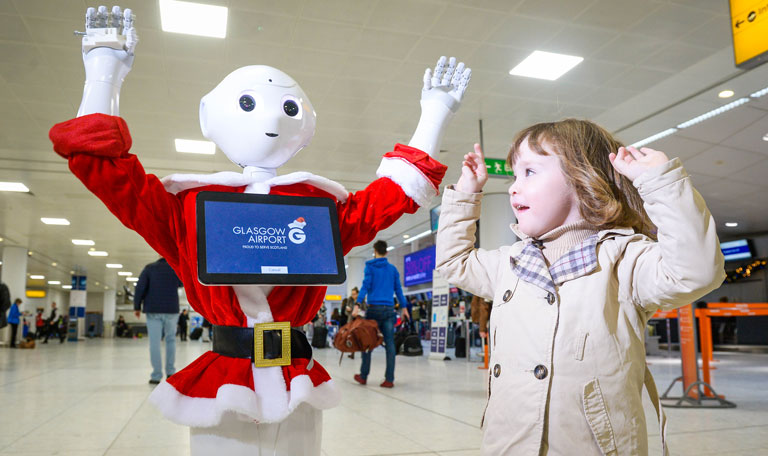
[76,5,138,117]
[408,56,472,158]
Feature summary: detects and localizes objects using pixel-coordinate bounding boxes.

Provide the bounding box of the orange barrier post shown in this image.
[478,336,489,370]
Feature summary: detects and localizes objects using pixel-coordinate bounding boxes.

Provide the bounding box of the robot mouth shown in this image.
[265,133,279,137]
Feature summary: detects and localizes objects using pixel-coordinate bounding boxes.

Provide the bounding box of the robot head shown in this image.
[199,66,316,169]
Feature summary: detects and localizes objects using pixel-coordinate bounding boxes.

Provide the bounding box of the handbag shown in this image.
[333,318,383,364]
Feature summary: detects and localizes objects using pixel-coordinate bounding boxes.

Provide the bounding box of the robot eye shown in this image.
[283,99,299,117]
[239,95,256,112]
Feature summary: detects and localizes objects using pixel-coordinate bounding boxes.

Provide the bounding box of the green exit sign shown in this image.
[485,158,514,178]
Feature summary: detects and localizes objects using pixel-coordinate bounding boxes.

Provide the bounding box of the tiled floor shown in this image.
[1,337,767,455]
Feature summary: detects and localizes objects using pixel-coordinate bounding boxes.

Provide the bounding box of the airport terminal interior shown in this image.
[2,0,768,455]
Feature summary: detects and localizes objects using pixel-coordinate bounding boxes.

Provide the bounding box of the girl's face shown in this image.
[509,138,582,239]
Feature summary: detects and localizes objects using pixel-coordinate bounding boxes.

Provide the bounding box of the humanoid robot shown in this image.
[50,6,471,455]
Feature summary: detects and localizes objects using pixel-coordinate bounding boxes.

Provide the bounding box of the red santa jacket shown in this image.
[49,114,446,427]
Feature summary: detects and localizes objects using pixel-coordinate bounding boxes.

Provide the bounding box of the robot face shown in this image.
[199,65,316,169]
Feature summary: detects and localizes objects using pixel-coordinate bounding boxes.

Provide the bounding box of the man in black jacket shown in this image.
[134,257,182,385]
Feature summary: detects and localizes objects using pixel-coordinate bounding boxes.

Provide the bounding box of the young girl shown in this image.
[436,119,725,455]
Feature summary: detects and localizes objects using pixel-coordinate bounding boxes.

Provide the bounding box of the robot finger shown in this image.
[423,68,433,91]
[97,5,108,28]
[456,68,472,97]
[110,6,122,28]
[85,7,96,29]
[431,55,446,88]
[450,62,465,86]
[441,56,456,87]
[123,8,134,30]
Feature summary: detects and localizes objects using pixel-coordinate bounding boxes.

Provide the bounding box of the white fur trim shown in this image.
[161,171,348,202]
[149,373,341,427]
[376,157,438,208]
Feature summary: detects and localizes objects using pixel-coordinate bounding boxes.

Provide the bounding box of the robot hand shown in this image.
[408,56,472,158]
[421,56,471,114]
[77,5,139,117]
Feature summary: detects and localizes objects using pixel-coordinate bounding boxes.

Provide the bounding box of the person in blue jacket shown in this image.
[353,240,410,388]
[134,257,183,384]
[8,298,22,348]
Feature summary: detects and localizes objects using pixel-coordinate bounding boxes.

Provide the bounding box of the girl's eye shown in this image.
[525,168,534,176]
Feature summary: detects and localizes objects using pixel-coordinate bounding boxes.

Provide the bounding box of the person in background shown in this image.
[7,298,21,348]
[354,240,409,388]
[42,302,58,344]
[178,309,189,341]
[116,315,131,338]
[470,295,491,339]
[35,309,45,339]
[330,308,341,325]
[134,257,183,385]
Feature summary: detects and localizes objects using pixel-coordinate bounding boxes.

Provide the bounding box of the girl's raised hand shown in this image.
[456,143,488,193]
[609,146,669,182]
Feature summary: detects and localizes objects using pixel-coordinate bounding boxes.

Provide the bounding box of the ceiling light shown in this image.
[62,285,72,289]
[41,217,70,225]
[126,277,139,282]
[402,234,410,239]
[762,134,768,142]
[403,229,432,244]
[160,0,228,39]
[0,182,30,192]
[676,98,750,129]
[509,51,583,81]
[386,246,395,251]
[750,86,768,98]
[88,251,108,257]
[718,90,735,98]
[72,239,95,246]
[106,263,123,268]
[48,281,61,285]
[175,139,216,155]
[30,275,45,280]
[104,286,109,290]
[51,262,57,267]
[725,222,739,227]
[118,271,132,276]
[630,128,678,148]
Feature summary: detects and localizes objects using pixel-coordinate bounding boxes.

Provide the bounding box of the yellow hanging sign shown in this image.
[730,0,768,68]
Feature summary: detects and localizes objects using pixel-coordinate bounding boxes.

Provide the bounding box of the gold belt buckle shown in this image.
[253,321,291,367]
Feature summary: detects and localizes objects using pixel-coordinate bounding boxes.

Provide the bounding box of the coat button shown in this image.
[493,364,501,378]
[546,292,556,305]
[503,290,512,302]
[534,364,548,380]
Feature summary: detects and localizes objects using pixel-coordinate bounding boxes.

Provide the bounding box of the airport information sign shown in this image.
[730,0,768,68]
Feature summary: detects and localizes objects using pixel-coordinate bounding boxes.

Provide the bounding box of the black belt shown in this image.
[212,323,312,367]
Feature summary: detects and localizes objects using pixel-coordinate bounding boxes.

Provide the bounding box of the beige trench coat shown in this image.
[436,159,725,455]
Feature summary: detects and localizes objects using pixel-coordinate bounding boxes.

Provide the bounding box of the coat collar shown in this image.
[509,225,636,294]
[160,171,350,202]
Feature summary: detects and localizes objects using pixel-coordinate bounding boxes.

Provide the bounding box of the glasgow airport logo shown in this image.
[288,217,307,244]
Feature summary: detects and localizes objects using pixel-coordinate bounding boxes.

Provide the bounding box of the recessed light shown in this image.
[725,222,739,227]
[126,277,139,282]
[0,182,30,192]
[386,246,395,251]
[160,0,228,38]
[30,275,45,280]
[118,271,132,276]
[48,280,61,285]
[718,90,735,98]
[762,134,768,142]
[403,234,410,239]
[175,139,216,154]
[27,251,32,256]
[41,217,70,225]
[106,264,123,268]
[62,285,72,289]
[72,239,95,246]
[87,251,108,257]
[403,229,433,244]
[51,262,57,267]
[509,51,583,81]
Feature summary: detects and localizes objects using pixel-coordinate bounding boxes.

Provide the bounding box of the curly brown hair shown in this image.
[507,119,656,239]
